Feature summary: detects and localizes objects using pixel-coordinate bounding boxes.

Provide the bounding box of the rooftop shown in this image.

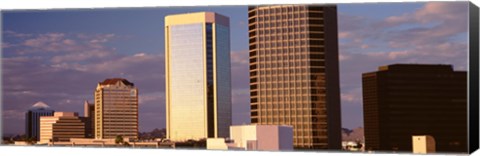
[29,101,52,110]
[99,78,134,86]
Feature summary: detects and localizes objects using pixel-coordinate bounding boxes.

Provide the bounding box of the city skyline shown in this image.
[1,2,469,135]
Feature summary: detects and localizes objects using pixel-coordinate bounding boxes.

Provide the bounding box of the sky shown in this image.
[1,2,469,135]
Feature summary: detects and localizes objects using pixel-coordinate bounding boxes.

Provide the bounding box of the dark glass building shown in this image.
[362,64,467,153]
[25,102,55,141]
[248,5,341,149]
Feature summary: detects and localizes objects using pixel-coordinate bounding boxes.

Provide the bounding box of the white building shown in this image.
[207,125,293,151]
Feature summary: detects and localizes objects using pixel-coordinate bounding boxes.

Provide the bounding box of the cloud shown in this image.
[139,92,164,106]
[231,88,250,125]
[2,31,166,133]
[230,50,249,90]
[2,31,252,133]
[382,2,468,27]
[341,92,361,104]
[2,109,25,120]
[4,32,118,59]
[3,30,33,38]
[2,42,13,49]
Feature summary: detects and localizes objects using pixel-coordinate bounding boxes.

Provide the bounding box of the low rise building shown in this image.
[39,112,85,144]
[207,125,293,151]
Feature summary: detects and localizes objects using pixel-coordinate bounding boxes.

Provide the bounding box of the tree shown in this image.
[115,135,124,144]
[26,137,36,144]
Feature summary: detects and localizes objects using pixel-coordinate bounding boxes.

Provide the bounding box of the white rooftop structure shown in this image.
[207,125,293,151]
[29,101,52,110]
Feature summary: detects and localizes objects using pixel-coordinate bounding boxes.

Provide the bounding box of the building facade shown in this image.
[94,78,138,139]
[362,64,467,153]
[165,12,232,141]
[248,5,341,149]
[82,100,95,138]
[230,125,293,151]
[25,101,55,141]
[412,135,436,154]
[39,112,85,144]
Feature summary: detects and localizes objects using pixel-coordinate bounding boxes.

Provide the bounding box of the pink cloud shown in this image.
[231,50,249,65]
[3,30,33,38]
[338,31,352,39]
[50,49,112,63]
[2,42,13,49]
[2,110,25,120]
[383,2,468,26]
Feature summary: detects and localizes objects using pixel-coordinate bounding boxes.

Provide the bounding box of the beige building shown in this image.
[248,5,341,149]
[83,100,94,138]
[412,135,436,154]
[39,112,85,144]
[95,78,138,139]
[207,125,293,151]
[165,12,232,141]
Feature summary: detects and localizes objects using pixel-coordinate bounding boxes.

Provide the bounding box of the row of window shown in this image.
[252,94,325,103]
[254,13,310,21]
[252,109,326,115]
[250,47,325,60]
[254,6,308,14]
[254,61,325,69]
[253,20,313,29]
[251,95,327,102]
[252,117,328,125]
[250,69,324,78]
[251,87,327,94]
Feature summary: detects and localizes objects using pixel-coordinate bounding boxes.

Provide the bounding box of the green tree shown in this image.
[115,135,124,144]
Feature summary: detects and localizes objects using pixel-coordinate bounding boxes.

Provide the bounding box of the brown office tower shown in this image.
[94,78,139,139]
[362,64,467,153]
[82,100,95,138]
[248,5,341,149]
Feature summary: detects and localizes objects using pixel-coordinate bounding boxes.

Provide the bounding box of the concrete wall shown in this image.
[230,125,257,148]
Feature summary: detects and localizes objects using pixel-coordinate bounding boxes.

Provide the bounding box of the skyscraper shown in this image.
[94,78,138,139]
[248,5,341,149]
[165,12,232,141]
[25,101,55,141]
[39,112,85,144]
[362,64,467,153]
[82,100,94,138]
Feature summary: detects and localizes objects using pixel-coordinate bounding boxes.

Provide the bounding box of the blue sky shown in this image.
[1,2,469,135]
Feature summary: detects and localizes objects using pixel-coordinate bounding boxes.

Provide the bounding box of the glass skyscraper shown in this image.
[165,12,231,141]
[248,5,341,149]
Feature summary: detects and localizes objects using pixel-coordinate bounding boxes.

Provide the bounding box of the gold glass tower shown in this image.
[94,78,138,139]
[248,5,341,149]
[165,12,232,141]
